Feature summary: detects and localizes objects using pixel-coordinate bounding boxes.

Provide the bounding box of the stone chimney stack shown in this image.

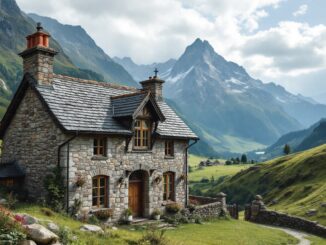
[19,23,58,85]
[140,68,165,101]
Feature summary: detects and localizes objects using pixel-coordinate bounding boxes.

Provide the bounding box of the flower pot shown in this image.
[127,215,133,222]
[154,214,160,220]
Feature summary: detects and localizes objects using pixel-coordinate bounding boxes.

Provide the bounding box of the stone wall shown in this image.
[189,195,218,205]
[246,195,326,238]
[191,202,223,220]
[67,136,188,220]
[1,87,67,198]
[252,210,326,238]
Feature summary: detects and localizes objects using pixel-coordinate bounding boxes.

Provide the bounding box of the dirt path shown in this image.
[261,225,311,245]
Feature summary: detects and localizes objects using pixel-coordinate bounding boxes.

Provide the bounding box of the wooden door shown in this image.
[129,181,143,217]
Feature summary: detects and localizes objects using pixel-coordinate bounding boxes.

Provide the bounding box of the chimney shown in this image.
[19,23,58,86]
[140,68,165,101]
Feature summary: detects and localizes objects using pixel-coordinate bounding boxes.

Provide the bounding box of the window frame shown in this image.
[165,140,174,157]
[92,175,108,208]
[163,172,175,201]
[133,119,151,150]
[93,136,107,156]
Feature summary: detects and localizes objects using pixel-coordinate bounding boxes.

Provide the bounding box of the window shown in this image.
[165,140,174,157]
[163,172,175,201]
[134,119,151,149]
[0,179,14,187]
[93,137,106,156]
[92,176,108,208]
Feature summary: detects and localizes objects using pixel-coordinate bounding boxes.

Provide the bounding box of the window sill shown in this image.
[130,149,153,153]
[161,200,176,206]
[91,156,108,161]
[164,156,175,159]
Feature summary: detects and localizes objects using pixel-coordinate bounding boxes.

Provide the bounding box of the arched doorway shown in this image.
[128,170,148,217]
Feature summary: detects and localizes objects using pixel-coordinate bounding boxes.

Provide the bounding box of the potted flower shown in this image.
[152,208,162,220]
[123,208,133,222]
[75,175,86,187]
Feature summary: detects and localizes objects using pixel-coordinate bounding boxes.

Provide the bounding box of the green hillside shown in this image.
[204,145,326,225]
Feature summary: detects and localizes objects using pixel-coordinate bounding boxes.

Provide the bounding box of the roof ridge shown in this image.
[53,74,139,92]
[111,90,148,99]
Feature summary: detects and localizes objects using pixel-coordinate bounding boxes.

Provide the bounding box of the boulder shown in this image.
[80,224,104,233]
[26,224,59,244]
[112,226,118,231]
[17,213,39,225]
[19,240,37,245]
[306,209,318,217]
[0,198,7,205]
[47,222,60,234]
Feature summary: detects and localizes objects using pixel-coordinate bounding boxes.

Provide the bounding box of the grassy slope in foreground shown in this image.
[15,204,298,245]
[207,144,326,226]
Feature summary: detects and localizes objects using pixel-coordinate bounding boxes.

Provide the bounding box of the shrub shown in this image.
[43,166,65,212]
[200,178,209,183]
[165,203,181,214]
[123,208,132,217]
[58,226,73,245]
[88,215,100,225]
[70,199,82,216]
[137,225,169,245]
[0,206,26,244]
[41,207,54,217]
[152,208,162,216]
[5,192,18,210]
[93,209,114,220]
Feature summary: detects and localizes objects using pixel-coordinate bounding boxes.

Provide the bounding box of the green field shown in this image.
[188,155,250,195]
[14,204,300,245]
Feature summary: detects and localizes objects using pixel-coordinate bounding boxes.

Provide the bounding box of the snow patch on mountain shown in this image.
[167,66,194,84]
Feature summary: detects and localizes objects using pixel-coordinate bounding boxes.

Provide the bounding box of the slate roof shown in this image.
[0,162,25,179]
[34,74,198,139]
[111,92,148,118]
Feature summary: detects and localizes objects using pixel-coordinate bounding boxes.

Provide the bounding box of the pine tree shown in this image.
[241,154,247,163]
[284,144,291,155]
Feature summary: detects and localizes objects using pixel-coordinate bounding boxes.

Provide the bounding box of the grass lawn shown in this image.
[14,204,300,245]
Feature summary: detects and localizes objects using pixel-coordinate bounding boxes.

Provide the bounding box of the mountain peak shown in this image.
[188,38,214,53]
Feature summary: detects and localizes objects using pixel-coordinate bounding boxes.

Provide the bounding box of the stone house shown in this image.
[0,24,198,220]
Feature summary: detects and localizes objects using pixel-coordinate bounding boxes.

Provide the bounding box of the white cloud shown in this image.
[293,4,308,17]
[15,0,326,100]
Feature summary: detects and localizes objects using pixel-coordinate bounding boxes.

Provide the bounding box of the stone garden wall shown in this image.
[189,195,218,205]
[246,195,326,238]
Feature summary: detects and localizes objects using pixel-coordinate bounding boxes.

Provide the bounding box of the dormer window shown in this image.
[134,119,151,149]
[93,136,107,156]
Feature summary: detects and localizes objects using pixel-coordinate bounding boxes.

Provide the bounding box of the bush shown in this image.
[41,207,54,217]
[58,226,74,245]
[43,166,65,212]
[88,215,100,225]
[123,208,132,217]
[165,203,181,214]
[93,209,114,220]
[152,208,162,216]
[70,199,82,216]
[137,225,169,245]
[5,192,18,210]
[0,206,26,244]
[200,178,209,183]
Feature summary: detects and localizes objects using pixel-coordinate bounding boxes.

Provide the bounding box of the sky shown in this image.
[16,0,326,103]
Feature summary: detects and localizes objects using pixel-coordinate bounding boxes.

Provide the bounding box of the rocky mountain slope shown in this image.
[117,39,326,154]
[29,14,137,87]
[0,0,104,115]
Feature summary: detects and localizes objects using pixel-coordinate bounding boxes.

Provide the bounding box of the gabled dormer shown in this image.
[111,91,165,150]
